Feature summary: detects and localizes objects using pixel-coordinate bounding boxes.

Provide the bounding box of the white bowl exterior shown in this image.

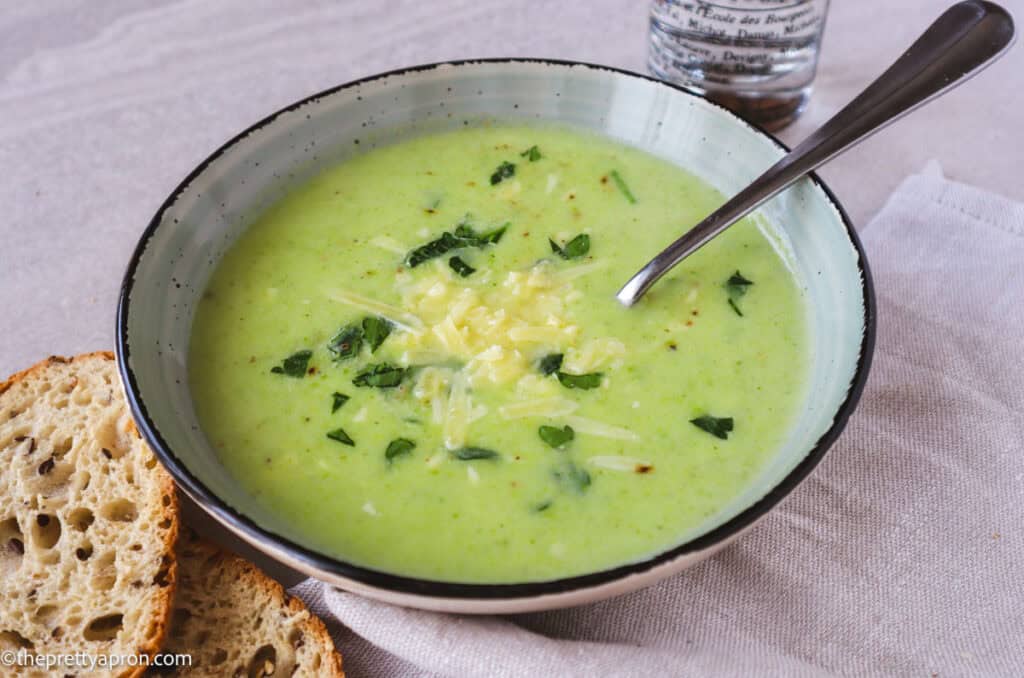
[122,61,868,612]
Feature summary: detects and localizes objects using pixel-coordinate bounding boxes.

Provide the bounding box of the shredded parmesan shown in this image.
[546,174,559,194]
[325,288,425,334]
[588,455,652,472]
[557,260,609,281]
[369,235,407,254]
[466,465,480,484]
[389,262,583,387]
[565,415,640,441]
[443,373,471,449]
[499,398,579,420]
[563,337,626,373]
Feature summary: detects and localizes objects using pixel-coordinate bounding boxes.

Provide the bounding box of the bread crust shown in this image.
[167,528,344,676]
[0,352,179,678]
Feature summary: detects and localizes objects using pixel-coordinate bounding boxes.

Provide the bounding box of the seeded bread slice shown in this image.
[0,353,179,678]
[162,528,344,677]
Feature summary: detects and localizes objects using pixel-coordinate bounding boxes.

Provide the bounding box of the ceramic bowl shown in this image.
[116,59,875,614]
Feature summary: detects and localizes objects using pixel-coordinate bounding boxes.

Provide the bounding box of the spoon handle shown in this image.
[617,0,1015,307]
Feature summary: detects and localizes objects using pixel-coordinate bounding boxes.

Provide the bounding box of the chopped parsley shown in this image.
[448,256,476,277]
[385,438,416,463]
[690,415,734,440]
[405,231,464,268]
[490,161,516,185]
[327,324,363,360]
[270,350,312,377]
[352,364,407,388]
[609,169,637,204]
[539,425,574,449]
[538,353,564,375]
[549,233,590,260]
[405,218,508,268]
[520,145,542,162]
[326,427,355,446]
[553,461,591,493]
[533,499,553,512]
[451,446,500,461]
[455,220,508,245]
[556,371,603,390]
[330,392,350,413]
[361,316,392,352]
[725,271,754,317]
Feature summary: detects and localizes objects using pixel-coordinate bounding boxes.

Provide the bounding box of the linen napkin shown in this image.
[291,164,1024,678]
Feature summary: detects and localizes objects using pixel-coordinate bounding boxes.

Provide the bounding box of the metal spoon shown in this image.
[617,0,1015,307]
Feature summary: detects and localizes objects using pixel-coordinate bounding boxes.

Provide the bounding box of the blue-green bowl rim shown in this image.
[116,57,877,599]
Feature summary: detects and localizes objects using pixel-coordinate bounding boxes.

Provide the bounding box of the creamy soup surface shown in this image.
[189,124,808,583]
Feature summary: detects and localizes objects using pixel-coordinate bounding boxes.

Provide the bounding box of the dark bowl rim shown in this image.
[116,57,877,600]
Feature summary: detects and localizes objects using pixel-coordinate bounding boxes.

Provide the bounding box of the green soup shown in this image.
[189,125,808,583]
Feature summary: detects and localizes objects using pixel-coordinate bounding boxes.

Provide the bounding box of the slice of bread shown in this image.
[0,353,179,678]
[162,528,344,677]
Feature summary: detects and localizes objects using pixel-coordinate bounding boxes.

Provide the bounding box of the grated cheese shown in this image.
[499,398,579,420]
[325,288,425,334]
[369,235,408,254]
[390,263,584,388]
[564,415,640,441]
[588,455,652,472]
[563,338,627,373]
[443,373,471,449]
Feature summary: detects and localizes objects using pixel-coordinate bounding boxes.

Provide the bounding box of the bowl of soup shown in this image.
[116,59,874,613]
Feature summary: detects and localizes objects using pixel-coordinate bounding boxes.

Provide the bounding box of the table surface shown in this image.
[2,0,1022,578]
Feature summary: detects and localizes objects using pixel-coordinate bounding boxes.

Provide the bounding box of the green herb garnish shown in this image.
[538,353,564,375]
[553,461,591,493]
[327,324,363,360]
[326,427,355,446]
[362,316,392,352]
[725,271,754,317]
[609,169,637,204]
[556,371,603,390]
[520,145,542,162]
[448,256,476,277]
[549,233,590,260]
[533,499,553,512]
[385,438,416,463]
[331,392,350,413]
[455,220,508,245]
[490,161,516,185]
[270,350,312,378]
[405,218,507,267]
[690,415,734,440]
[451,447,500,461]
[539,425,574,449]
[406,231,464,267]
[352,364,407,388]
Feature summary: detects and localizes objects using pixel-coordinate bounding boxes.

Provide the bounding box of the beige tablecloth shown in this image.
[293,164,1024,677]
[2,3,1023,676]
